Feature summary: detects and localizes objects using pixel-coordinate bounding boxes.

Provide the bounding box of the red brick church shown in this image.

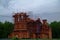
[8,12,52,39]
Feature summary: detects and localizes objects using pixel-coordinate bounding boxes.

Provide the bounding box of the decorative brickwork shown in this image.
[8,12,52,39]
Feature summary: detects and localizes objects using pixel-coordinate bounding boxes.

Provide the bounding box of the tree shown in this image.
[0,21,14,38]
[50,21,60,38]
[0,22,4,38]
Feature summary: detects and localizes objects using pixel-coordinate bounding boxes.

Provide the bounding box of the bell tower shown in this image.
[13,12,30,31]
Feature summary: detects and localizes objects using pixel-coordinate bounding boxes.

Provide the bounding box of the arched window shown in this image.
[21,16,23,19]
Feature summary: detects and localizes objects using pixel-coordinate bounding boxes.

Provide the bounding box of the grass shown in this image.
[0,38,60,40]
[13,38,60,40]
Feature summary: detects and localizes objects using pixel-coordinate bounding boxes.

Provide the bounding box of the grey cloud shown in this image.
[0,0,10,8]
[0,0,60,23]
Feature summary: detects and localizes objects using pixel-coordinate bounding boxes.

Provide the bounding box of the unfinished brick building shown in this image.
[8,12,52,39]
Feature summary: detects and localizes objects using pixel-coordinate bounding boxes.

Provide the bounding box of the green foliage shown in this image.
[50,21,60,38]
[11,37,19,40]
[0,21,14,38]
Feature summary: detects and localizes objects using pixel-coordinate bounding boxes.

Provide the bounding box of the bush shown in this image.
[11,37,19,40]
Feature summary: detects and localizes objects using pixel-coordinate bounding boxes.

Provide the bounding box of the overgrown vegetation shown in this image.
[50,21,60,38]
[0,21,14,38]
[11,36,19,40]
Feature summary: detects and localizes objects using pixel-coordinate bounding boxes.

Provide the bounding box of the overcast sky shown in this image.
[0,0,60,23]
